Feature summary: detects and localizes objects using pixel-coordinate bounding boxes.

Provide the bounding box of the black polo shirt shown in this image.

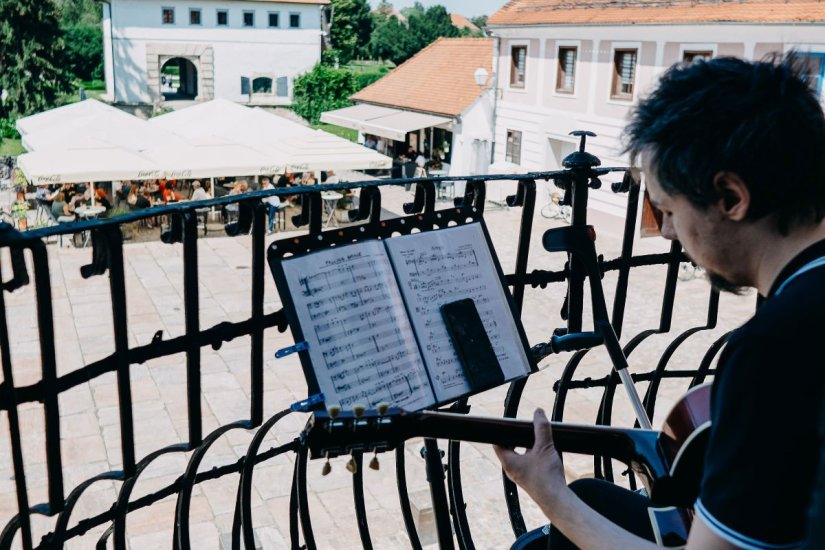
[696,240,825,548]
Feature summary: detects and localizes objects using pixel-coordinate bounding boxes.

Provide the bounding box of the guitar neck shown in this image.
[414,411,666,481]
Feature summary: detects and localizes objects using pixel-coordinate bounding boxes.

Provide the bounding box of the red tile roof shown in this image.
[489,0,825,25]
[351,37,493,118]
[451,13,481,31]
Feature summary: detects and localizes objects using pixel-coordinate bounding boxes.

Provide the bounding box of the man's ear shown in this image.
[712,171,750,221]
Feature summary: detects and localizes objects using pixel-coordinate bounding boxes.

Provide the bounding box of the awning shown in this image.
[321,104,452,142]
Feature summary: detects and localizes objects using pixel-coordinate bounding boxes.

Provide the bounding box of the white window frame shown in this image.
[607,41,642,105]
[251,74,276,96]
[553,39,581,98]
[505,128,523,165]
[243,10,255,27]
[161,6,175,25]
[268,11,280,28]
[289,12,301,28]
[679,44,717,63]
[188,8,202,26]
[507,40,530,93]
[216,9,228,26]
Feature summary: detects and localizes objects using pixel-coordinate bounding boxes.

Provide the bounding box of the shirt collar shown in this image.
[767,238,825,298]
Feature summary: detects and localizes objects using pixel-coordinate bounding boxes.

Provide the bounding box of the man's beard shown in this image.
[707,270,748,295]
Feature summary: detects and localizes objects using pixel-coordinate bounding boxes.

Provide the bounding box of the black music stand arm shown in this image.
[423,438,456,550]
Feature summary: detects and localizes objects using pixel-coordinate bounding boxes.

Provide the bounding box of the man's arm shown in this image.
[494,409,735,550]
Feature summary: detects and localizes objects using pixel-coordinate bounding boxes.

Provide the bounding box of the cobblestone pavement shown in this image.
[0,183,757,549]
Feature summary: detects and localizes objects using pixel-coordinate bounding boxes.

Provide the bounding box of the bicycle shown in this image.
[540,190,572,223]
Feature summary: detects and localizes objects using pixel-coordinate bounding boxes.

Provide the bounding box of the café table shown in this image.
[320,191,343,229]
[74,205,106,247]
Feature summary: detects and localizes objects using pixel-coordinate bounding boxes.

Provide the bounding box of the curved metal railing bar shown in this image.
[234,408,295,549]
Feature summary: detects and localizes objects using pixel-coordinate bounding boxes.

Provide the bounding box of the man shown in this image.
[260,177,281,234]
[190,180,211,202]
[496,55,825,549]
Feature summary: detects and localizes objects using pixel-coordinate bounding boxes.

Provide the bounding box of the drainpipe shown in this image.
[102,0,117,103]
[487,30,500,164]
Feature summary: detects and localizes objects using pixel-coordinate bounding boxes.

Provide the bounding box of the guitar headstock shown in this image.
[301,402,412,462]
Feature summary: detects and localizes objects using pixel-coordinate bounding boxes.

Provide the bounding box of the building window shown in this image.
[268,12,280,27]
[253,77,273,94]
[556,46,577,93]
[510,45,527,88]
[189,9,201,25]
[276,76,288,97]
[243,11,255,27]
[683,50,712,63]
[161,7,174,24]
[611,49,637,100]
[505,130,522,165]
[800,53,825,101]
[217,10,228,26]
[289,12,301,28]
[241,77,250,95]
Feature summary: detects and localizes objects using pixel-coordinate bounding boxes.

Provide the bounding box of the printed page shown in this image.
[281,240,435,411]
[385,223,532,403]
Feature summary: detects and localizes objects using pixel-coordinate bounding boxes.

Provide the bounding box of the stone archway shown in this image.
[160,57,198,100]
[146,43,214,104]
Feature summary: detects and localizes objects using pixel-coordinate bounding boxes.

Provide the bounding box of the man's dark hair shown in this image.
[624,54,825,234]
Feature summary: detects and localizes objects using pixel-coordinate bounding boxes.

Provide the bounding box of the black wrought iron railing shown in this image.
[0,139,746,549]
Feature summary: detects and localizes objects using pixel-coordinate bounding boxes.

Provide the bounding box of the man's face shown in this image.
[643,161,747,293]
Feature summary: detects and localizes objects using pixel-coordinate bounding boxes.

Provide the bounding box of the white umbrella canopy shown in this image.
[18,148,162,185]
[21,108,187,153]
[15,99,121,137]
[151,100,393,173]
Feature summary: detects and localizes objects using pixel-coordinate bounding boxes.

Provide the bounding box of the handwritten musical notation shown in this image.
[385,223,532,403]
[282,241,434,411]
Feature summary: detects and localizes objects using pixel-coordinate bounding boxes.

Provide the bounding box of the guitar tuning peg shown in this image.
[322,459,332,476]
[352,403,366,418]
[369,452,380,471]
[346,456,358,474]
[327,404,341,419]
[376,402,390,416]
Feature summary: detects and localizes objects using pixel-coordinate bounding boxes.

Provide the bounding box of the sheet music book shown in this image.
[272,222,535,411]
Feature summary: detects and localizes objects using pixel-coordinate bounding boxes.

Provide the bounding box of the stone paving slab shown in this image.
[0,183,756,549]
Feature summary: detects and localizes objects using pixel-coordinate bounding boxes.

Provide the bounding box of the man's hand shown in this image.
[493,408,570,511]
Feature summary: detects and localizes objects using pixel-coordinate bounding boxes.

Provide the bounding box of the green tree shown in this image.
[292,64,358,124]
[0,0,73,121]
[471,15,488,30]
[406,4,457,53]
[368,13,411,64]
[63,24,103,81]
[368,2,458,65]
[329,0,373,65]
[57,0,104,82]
[56,0,100,27]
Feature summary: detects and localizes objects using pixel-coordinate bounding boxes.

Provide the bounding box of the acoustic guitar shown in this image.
[302,383,711,547]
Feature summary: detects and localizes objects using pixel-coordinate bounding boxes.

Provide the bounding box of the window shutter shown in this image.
[276,77,288,97]
[563,49,575,90]
[241,77,250,95]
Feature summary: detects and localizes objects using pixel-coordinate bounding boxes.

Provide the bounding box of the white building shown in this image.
[487,0,825,217]
[102,0,328,106]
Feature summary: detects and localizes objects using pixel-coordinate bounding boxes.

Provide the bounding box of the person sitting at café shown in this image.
[51,192,76,223]
[134,189,152,210]
[95,188,112,211]
[190,180,211,202]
